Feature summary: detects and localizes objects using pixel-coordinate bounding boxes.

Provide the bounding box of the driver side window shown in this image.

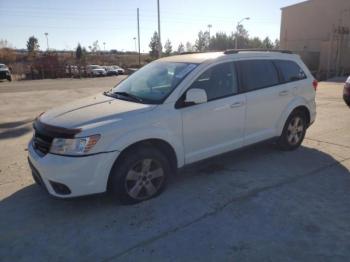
[189,62,238,101]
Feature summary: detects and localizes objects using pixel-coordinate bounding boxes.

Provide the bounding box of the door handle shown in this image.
[230,101,245,108]
[279,90,289,96]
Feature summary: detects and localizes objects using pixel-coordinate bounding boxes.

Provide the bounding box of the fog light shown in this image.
[49,181,71,195]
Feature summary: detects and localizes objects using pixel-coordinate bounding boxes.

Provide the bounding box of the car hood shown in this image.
[40,93,156,129]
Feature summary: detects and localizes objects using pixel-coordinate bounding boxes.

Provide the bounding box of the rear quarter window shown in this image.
[237,60,279,92]
[274,60,307,83]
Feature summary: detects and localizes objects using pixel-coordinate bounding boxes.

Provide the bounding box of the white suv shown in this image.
[28,50,317,204]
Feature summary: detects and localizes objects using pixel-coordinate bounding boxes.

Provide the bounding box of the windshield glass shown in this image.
[110,61,198,104]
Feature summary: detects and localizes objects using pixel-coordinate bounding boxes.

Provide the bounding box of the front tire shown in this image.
[109,146,170,204]
[277,111,307,151]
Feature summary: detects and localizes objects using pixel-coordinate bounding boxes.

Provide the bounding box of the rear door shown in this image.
[237,59,294,145]
[274,59,309,100]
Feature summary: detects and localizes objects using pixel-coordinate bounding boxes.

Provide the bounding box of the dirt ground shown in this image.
[0,77,349,261]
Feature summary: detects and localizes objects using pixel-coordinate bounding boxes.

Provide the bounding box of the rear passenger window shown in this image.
[274,60,306,83]
[189,62,238,101]
[237,60,279,91]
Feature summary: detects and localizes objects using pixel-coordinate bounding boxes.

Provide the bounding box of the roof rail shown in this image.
[179,51,200,55]
[224,49,293,55]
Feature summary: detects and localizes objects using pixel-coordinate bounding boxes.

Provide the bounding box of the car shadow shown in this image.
[1,142,350,261]
[0,119,33,129]
[0,119,33,140]
[1,143,348,213]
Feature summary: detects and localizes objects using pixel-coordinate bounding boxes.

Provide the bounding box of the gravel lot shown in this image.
[0,77,349,261]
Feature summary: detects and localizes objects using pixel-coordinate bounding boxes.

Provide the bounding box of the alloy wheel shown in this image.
[286,116,304,145]
[124,158,165,200]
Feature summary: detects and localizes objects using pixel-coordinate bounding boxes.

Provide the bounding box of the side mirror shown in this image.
[185,88,207,105]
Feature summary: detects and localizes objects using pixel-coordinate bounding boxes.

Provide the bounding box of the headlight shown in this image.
[50,135,100,156]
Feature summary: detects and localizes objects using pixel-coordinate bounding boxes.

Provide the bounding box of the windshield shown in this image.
[0,64,6,69]
[110,61,198,104]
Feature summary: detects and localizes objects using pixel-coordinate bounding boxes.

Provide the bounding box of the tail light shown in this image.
[312,80,318,91]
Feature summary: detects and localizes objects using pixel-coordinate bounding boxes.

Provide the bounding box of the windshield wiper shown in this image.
[108,91,144,103]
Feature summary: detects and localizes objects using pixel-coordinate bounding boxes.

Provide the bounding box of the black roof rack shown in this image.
[179,51,200,55]
[224,49,293,55]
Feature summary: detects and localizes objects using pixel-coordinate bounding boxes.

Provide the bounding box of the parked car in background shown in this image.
[344,76,350,106]
[86,65,106,77]
[65,65,86,77]
[105,66,119,76]
[28,50,316,204]
[111,65,125,75]
[0,63,12,81]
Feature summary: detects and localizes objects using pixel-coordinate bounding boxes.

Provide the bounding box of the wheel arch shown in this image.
[106,138,179,191]
[277,98,312,136]
[291,105,311,126]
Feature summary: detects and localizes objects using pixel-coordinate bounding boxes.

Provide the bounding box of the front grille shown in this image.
[33,130,53,155]
[0,71,7,78]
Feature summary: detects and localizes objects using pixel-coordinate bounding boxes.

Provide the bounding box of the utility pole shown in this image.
[103,42,106,51]
[133,37,137,52]
[137,8,141,66]
[44,32,49,51]
[157,0,161,58]
[207,24,212,39]
[133,37,137,65]
[235,17,250,49]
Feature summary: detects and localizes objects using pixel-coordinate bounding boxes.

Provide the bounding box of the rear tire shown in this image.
[109,146,170,204]
[277,110,307,151]
[7,76,12,82]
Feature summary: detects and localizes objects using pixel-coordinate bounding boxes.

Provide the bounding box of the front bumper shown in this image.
[28,140,119,198]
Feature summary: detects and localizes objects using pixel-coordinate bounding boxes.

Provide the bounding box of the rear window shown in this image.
[237,60,279,91]
[274,60,306,83]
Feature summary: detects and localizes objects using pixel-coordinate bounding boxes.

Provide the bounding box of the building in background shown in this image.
[280,0,350,79]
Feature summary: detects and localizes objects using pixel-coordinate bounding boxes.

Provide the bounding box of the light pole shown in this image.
[207,24,212,39]
[235,17,250,49]
[103,42,106,51]
[44,32,49,51]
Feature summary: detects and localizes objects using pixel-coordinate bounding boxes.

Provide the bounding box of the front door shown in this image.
[179,62,246,164]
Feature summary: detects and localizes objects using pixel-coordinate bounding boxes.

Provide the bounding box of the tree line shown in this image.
[149,24,280,58]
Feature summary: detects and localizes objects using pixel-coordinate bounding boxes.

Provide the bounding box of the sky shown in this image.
[0,0,305,52]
